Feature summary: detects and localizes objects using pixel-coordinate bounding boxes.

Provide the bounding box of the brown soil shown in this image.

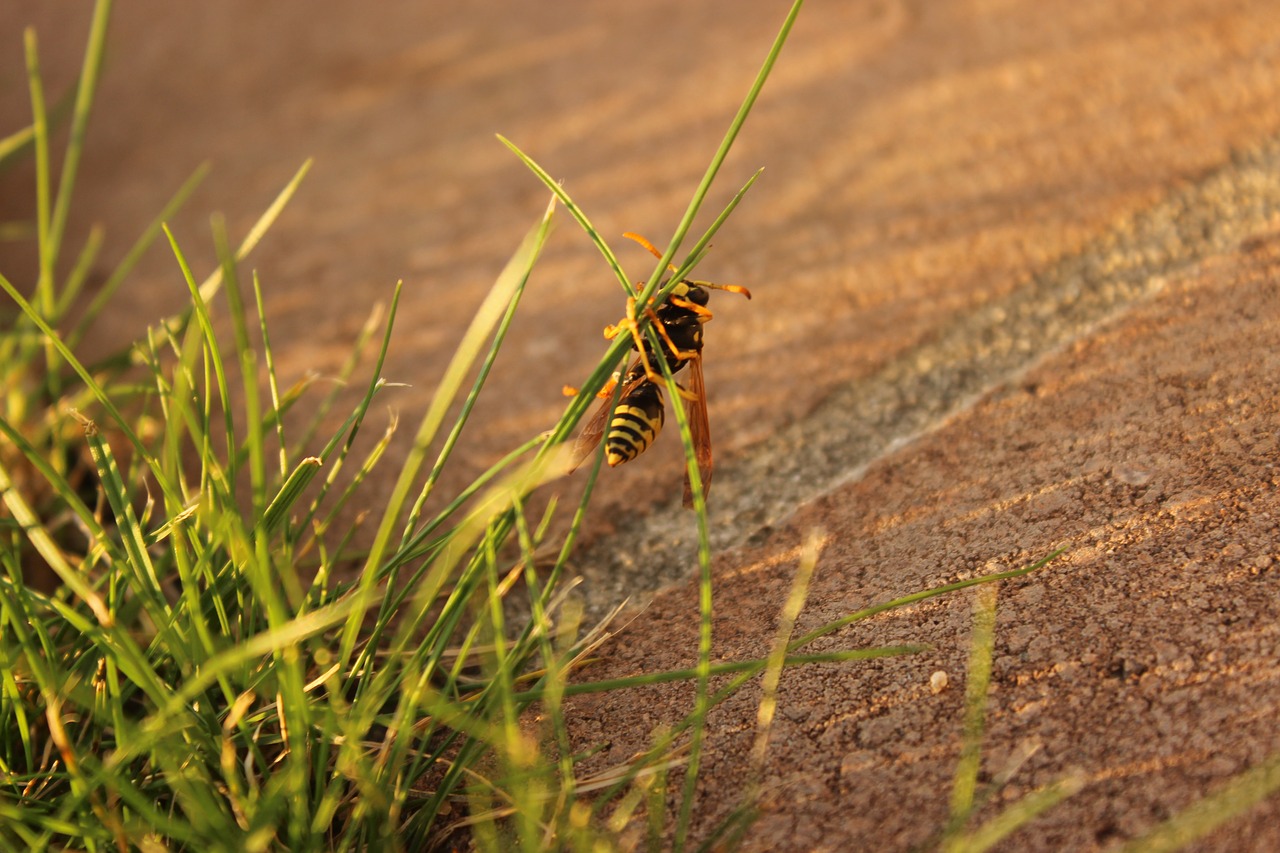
[4,1,1280,849]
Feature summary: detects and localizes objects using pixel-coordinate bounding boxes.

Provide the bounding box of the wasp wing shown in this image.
[571,359,645,472]
[682,354,713,508]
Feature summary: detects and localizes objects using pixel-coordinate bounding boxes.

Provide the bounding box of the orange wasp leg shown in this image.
[603,298,699,401]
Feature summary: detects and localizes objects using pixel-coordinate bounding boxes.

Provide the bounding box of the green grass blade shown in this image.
[254,271,290,480]
[0,78,77,175]
[199,160,313,305]
[23,28,53,319]
[945,773,1085,853]
[632,0,805,315]
[790,548,1066,651]
[54,224,104,319]
[46,0,112,270]
[340,197,556,665]
[712,530,823,850]
[497,136,633,298]
[212,216,267,517]
[946,585,999,835]
[166,223,237,463]
[1115,754,1280,853]
[67,162,211,353]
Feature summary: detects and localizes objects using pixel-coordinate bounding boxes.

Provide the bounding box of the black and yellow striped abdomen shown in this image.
[605,381,664,467]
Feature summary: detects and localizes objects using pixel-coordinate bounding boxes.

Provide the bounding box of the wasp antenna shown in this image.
[622,232,664,259]
[623,231,682,275]
[689,279,752,300]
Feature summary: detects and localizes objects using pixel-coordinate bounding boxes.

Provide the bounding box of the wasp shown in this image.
[572,232,750,507]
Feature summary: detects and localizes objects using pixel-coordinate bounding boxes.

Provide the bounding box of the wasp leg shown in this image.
[605,305,699,401]
[603,295,640,341]
[668,296,714,322]
[636,305,696,365]
[564,368,622,399]
[603,298,666,392]
[596,372,621,399]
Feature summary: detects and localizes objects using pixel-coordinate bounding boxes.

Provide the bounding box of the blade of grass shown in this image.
[1115,753,1280,853]
[945,584,1000,839]
[496,136,633,299]
[46,0,112,271]
[0,77,78,174]
[710,530,824,851]
[790,548,1067,651]
[340,197,555,667]
[199,160,312,305]
[946,773,1085,853]
[67,162,211,353]
[631,0,805,318]
[212,217,267,519]
[164,223,236,475]
[23,28,53,324]
[54,224,103,320]
[290,289,399,544]
[253,271,291,480]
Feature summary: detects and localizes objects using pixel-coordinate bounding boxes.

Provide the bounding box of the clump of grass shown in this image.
[1,3,836,848]
[11,1,1243,851]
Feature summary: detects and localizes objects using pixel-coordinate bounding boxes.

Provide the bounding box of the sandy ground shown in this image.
[3,1,1280,849]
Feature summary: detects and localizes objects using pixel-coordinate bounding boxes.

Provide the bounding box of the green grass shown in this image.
[10,1,1274,851]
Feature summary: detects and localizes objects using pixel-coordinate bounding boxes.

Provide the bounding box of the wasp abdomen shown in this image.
[606,381,664,467]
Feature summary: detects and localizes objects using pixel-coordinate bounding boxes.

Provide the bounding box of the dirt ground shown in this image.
[4,1,1280,849]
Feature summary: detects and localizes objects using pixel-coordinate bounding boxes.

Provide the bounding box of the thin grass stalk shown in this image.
[252,272,290,480]
[287,292,399,559]
[83,423,168,622]
[45,0,112,272]
[1115,753,1280,853]
[496,136,633,297]
[213,218,267,522]
[516,515,583,848]
[167,224,237,474]
[655,323,714,853]
[629,0,806,318]
[356,237,545,644]
[790,548,1067,651]
[68,163,211,353]
[139,160,312,382]
[944,584,999,841]
[946,774,1085,853]
[287,296,382,462]
[301,414,394,586]
[342,202,555,669]
[22,30,52,325]
[55,224,103,320]
[404,240,541,545]
[480,537,542,853]
[711,531,824,850]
